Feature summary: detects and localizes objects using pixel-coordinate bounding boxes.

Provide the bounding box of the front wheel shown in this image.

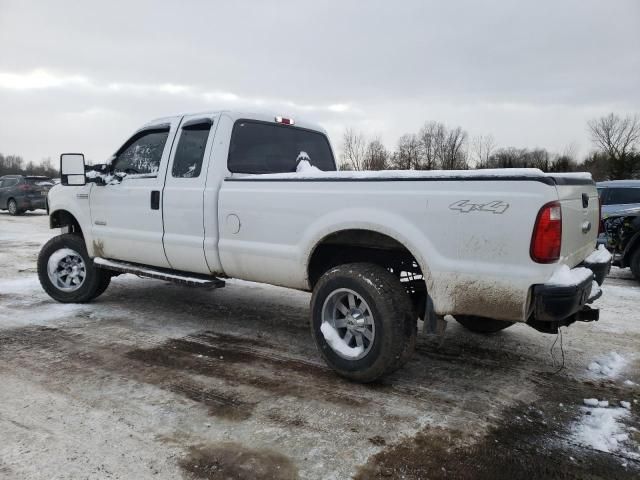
[7,199,22,216]
[454,315,514,334]
[310,263,417,383]
[37,234,111,303]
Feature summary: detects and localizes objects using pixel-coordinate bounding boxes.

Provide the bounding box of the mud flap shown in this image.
[423,295,447,336]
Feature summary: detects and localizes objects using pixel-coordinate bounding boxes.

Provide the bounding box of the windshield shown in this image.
[25,178,53,185]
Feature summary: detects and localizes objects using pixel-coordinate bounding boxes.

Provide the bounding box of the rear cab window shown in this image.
[227,120,335,174]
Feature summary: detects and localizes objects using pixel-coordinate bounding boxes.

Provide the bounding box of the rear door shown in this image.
[553,179,600,266]
[89,118,179,267]
[0,178,18,207]
[162,114,217,274]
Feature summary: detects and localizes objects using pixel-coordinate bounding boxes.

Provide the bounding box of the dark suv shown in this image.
[0,175,54,215]
[597,180,640,217]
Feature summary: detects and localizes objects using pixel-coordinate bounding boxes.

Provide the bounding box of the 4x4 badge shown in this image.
[449,200,509,214]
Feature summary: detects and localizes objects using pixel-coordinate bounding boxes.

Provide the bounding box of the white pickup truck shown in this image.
[39,111,611,382]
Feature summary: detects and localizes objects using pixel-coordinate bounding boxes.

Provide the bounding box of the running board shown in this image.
[93,257,225,288]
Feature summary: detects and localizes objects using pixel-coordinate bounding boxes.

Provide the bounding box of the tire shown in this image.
[93,272,112,298]
[631,248,640,281]
[454,315,514,334]
[37,234,111,303]
[7,199,22,216]
[310,263,417,383]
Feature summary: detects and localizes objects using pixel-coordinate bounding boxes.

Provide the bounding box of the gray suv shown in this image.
[0,175,54,215]
[597,180,640,218]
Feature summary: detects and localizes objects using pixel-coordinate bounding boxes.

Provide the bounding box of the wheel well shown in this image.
[307,229,426,313]
[50,210,83,237]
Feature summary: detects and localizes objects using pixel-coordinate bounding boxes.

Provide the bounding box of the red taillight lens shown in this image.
[598,196,604,234]
[531,201,562,263]
[18,184,32,191]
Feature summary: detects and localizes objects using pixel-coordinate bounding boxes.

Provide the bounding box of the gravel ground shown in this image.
[0,211,638,479]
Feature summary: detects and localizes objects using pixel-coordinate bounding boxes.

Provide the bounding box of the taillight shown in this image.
[531,201,562,263]
[598,196,604,234]
[18,184,33,192]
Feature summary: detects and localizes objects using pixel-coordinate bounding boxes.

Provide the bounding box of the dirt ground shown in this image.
[0,211,638,479]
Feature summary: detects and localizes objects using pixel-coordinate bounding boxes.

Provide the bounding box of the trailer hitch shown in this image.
[528,305,599,334]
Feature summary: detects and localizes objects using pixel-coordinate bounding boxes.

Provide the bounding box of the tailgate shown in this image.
[553,178,599,267]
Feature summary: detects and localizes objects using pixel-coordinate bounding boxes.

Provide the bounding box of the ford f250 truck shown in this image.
[38,111,611,382]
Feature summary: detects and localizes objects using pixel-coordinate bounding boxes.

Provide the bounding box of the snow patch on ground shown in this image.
[320,322,363,358]
[587,352,628,378]
[572,404,637,456]
[0,276,42,295]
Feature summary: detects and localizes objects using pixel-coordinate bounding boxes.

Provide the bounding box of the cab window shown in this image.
[113,128,170,176]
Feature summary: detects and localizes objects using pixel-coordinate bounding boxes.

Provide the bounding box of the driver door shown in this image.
[89,118,180,268]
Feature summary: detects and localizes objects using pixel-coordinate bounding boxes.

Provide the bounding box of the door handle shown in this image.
[150,190,160,210]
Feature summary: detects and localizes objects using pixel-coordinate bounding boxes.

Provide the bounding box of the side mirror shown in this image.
[60,153,86,186]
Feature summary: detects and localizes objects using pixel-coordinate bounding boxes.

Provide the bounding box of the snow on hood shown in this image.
[86,169,127,185]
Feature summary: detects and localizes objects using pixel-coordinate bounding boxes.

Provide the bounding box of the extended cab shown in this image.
[39,111,611,382]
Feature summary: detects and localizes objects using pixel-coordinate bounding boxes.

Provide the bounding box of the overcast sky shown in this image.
[1,0,639,165]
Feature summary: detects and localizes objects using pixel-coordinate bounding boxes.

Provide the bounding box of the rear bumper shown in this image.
[17,196,46,210]
[531,275,597,323]
[527,253,611,333]
[582,257,611,286]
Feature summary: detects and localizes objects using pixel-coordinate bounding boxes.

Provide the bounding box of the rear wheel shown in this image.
[630,248,640,281]
[37,234,111,303]
[311,263,416,383]
[455,315,514,334]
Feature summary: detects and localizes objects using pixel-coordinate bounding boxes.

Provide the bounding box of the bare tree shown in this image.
[588,113,640,179]
[441,126,468,170]
[363,138,388,170]
[392,133,421,170]
[417,122,443,170]
[470,135,495,169]
[340,128,367,171]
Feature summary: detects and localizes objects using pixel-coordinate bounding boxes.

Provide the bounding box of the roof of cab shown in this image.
[597,180,640,187]
[142,110,328,135]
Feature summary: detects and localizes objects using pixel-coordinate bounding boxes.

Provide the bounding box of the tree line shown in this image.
[340,112,640,180]
[2,112,639,181]
[0,154,58,178]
